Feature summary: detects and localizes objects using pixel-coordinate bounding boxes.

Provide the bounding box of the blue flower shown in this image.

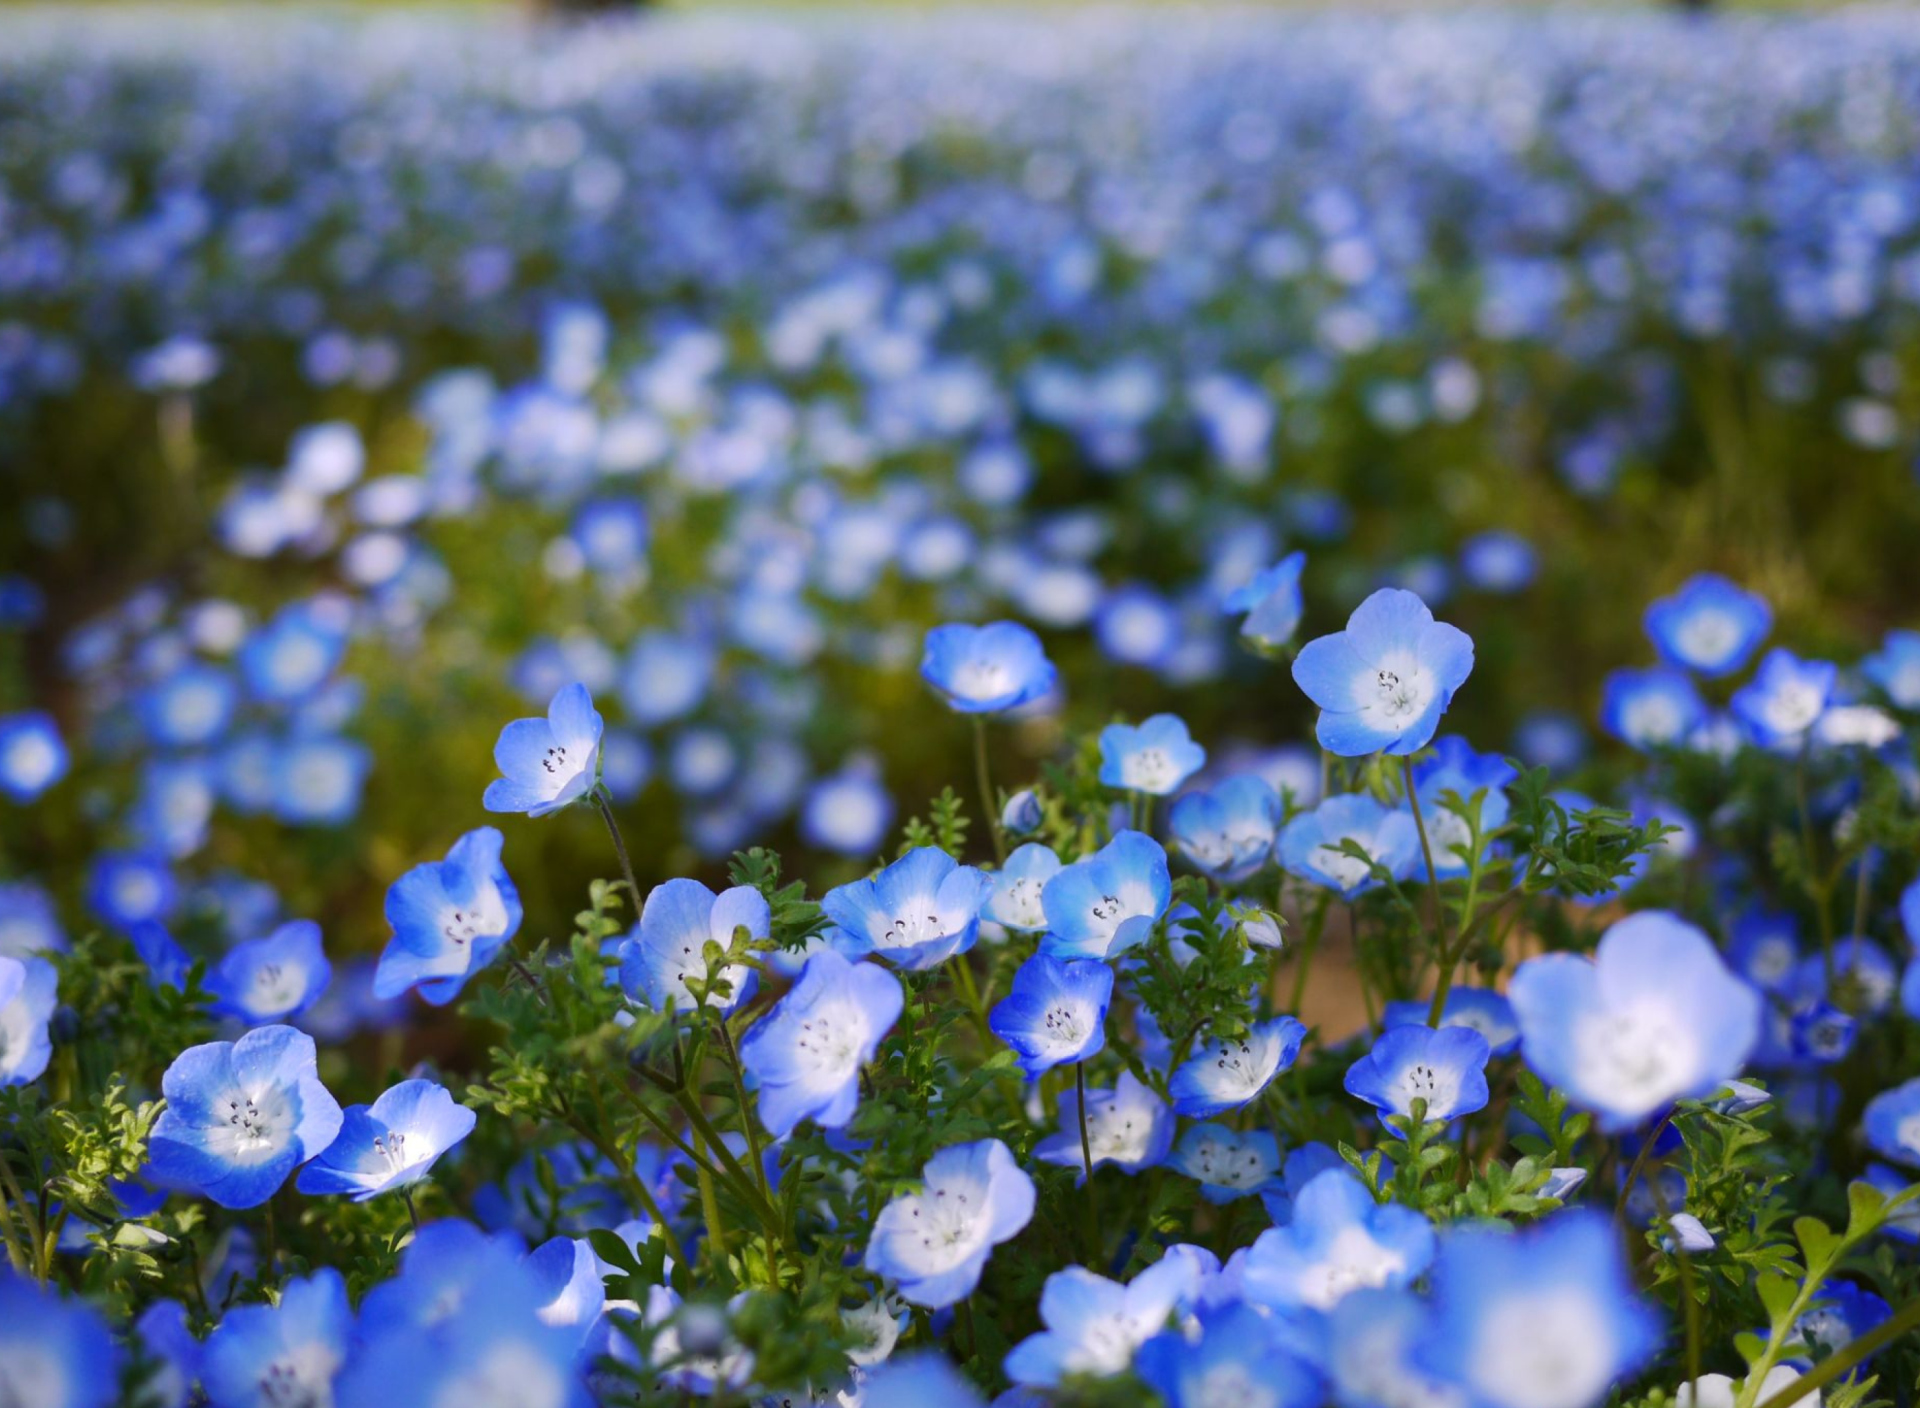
[800,758,894,856]
[739,950,902,1137]
[0,955,57,1086]
[618,878,766,1014]
[619,630,714,726]
[206,919,331,1025]
[986,842,1061,932]
[1459,532,1538,594]
[296,1078,476,1201]
[1001,788,1044,836]
[1277,793,1420,898]
[1321,1288,1460,1408]
[1223,551,1307,650]
[1169,1016,1308,1117]
[1644,574,1772,676]
[1242,1168,1434,1314]
[375,827,522,1006]
[919,621,1057,713]
[1168,1123,1281,1203]
[1039,830,1171,960]
[1779,1281,1892,1374]
[1098,714,1206,796]
[1423,1210,1660,1408]
[1601,667,1707,751]
[239,601,348,704]
[1863,628,1920,710]
[202,1267,352,1408]
[1291,588,1474,757]
[130,922,193,991]
[147,1025,343,1209]
[526,1235,605,1342]
[0,881,65,957]
[821,847,993,971]
[1034,1071,1172,1179]
[139,663,238,749]
[271,734,371,826]
[1168,775,1281,883]
[1727,906,1801,993]
[987,954,1113,1077]
[865,1139,1035,1308]
[860,1354,987,1408]
[1405,735,1515,877]
[1731,649,1836,749]
[1510,911,1760,1130]
[135,1300,200,1408]
[1383,987,1518,1056]
[1005,1257,1199,1386]
[1862,1077,1920,1167]
[0,711,69,803]
[482,681,604,817]
[1344,1024,1491,1122]
[0,1270,119,1408]
[570,497,649,579]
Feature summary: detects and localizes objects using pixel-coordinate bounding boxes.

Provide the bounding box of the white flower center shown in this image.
[1622,693,1684,744]
[890,1175,991,1275]
[253,1340,341,1408]
[3,735,59,788]
[1395,1060,1463,1118]
[1312,843,1373,893]
[1763,682,1825,735]
[1470,1289,1616,1408]
[790,1001,868,1081]
[204,1082,296,1166]
[247,962,308,1016]
[953,659,1014,702]
[1085,1097,1156,1165]
[430,1341,568,1408]
[1675,610,1740,665]
[1121,748,1179,793]
[998,877,1045,929]
[1577,1007,1696,1112]
[1364,653,1434,729]
[1301,1225,1409,1309]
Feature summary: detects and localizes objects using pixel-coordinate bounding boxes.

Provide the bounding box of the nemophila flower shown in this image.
[1292,588,1473,757]
[1277,793,1420,898]
[822,847,992,971]
[988,954,1113,1077]
[570,497,649,579]
[202,1267,351,1408]
[0,1271,119,1408]
[1812,704,1900,751]
[1099,714,1207,795]
[1322,1288,1462,1408]
[1169,1017,1308,1117]
[206,919,331,1025]
[527,1236,605,1340]
[147,1025,343,1209]
[239,601,348,703]
[1001,788,1044,836]
[1862,1077,1920,1166]
[1405,735,1515,877]
[1732,649,1836,748]
[130,922,193,991]
[1644,574,1772,676]
[1383,987,1518,1056]
[1460,531,1538,594]
[1136,1303,1317,1408]
[1039,830,1171,960]
[0,881,65,956]
[620,630,715,727]
[1674,1367,1809,1408]
[1223,551,1307,650]
[739,950,902,1137]
[1241,1169,1435,1314]
[1169,1123,1281,1204]
[0,954,58,1085]
[1863,628,1920,709]
[271,734,372,827]
[1229,900,1285,951]
[140,663,237,749]
[1344,1024,1492,1123]
[1858,1163,1920,1243]
[296,1078,476,1201]
[986,842,1061,932]
[1423,1210,1661,1408]
[1509,910,1761,1130]
[0,710,68,802]
[375,827,521,1006]
[1005,1257,1199,1387]
[1035,1070,1173,1178]
[919,621,1057,713]
[861,1353,986,1408]
[1662,1213,1715,1255]
[88,852,181,929]
[619,878,766,1014]
[1727,906,1801,993]
[1601,667,1707,751]
[136,1300,200,1408]
[1168,775,1281,883]
[483,681,604,817]
[1780,1281,1892,1372]
[865,1139,1035,1309]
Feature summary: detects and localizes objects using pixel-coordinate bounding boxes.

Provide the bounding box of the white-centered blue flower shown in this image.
[139,663,238,749]
[135,1300,199,1408]
[296,1078,477,1202]
[987,953,1113,1077]
[860,1354,987,1408]
[1034,1070,1173,1179]
[1862,1076,1920,1168]
[1291,588,1474,757]
[1404,736,1515,877]
[1726,905,1801,994]
[202,1267,352,1408]
[1136,1300,1319,1408]
[1224,552,1307,650]
[618,878,766,1015]
[1169,1123,1281,1204]
[0,1270,120,1408]
[1644,573,1772,676]
[986,842,1061,932]
[1005,1256,1200,1387]
[375,827,522,1006]
[1383,987,1518,1056]
[738,950,902,1137]
[0,711,69,803]
[1277,793,1420,899]
[1863,628,1920,710]
[821,846,993,971]
[238,601,348,704]
[1169,1016,1308,1117]
[1510,910,1761,1130]
[1601,667,1707,752]
[865,1139,1035,1308]
[482,681,604,817]
[1099,714,1207,796]
[206,919,331,1025]
[1732,649,1836,749]
[1321,1287,1464,1408]
[1039,830,1172,960]
[1344,1024,1491,1123]
[0,954,57,1086]
[1241,1168,1435,1314]
[919,621,1057,713]
[0,881,65,957]
[1168,775,1282,883]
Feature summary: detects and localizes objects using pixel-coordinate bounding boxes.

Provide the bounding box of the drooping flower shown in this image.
[1731,649,1836,749]
[374,827,522,1006]
[1601,667,1707,752]
[1169,1017,1308,1117]
[1034,1071,1173,1179]
[1039,830,1171,960]
[1224,552,1307,650]
[821,847,993,971]
[1403,735,1515,877]
[1644,573,1772,676]
[865,1139,1035,1308]
[202,1267,352,1408]
[0,1270,120,1408]
[986,842,1061,933]
[1005,1257,1200,1387]
[1241,1168,1435,1316]
[1168,775,1282,883]
[1382,986,1518,1056]
[482,681,604,817]
[1169,1123,1281,1204]
[1277,793,1419,899]
[1778,1281,1892,1374]
[1509,910,1761,1130]
[1291,588,1474,757]
[0,711,70,803]
[296,1078,477,1202]
[526,1236,606,1343]
[1098,714,1207,796]
[206,919,331,1025]
[987,954,1113,1078]
[147,1025,344,1209]
[738,950,902,1137]
[1344,1024,1491,1123]
[919,621,1057,714]
[618,878,765,1015]
[0,954,57,1086]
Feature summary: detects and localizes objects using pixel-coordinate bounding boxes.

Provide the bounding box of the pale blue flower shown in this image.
[1099,714,1206,796]
[865,1139,1035,1309]
[296,1078,476,1201]
[1291,588,1474,756]
[483,681,604,817]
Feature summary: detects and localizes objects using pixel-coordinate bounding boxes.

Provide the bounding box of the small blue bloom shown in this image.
[1727,906,1801,993]
[0,881,65,957]
[1383,987,1518,1056]
[1321,1288,1460,1408]
[1405,735,1515,877]
[1732,648,1836,748]
[1242,1168,1434,1313]
[1862,1076,1920,1167]
[861,1354,987,1408]
[526,1235,605,1342]
[1785,937,1899,1017]
[1344,1024,1491,1122]
[297,1078,476,1201]
[865,1139,1035,1308]
[239,601,348,704]
[0,710,69,803]
[1224,552,1307,649]
[1005,1257,1200,1386]
[0,955,57,1086]
[919,621,1057,714]
[206,919,331,1025]
[1291,588,1474,757]
[986,842,1061,932]
[988,954,1113,1077]
[1644,573,1772,676]
[1039,830,1171,960]
[1277,793,1420,898]
[821,847,993,971]
[1001,788,1044,836]
[1034,1071,1172,1179]
[139,663,238,749]
[1459,531,1538,594]
[800,760,894,856]
[87,851,179,929]
[1781,1281,1893,1374]
[1168,775,1281,883]
[618,878,766,1015]
[375,827,522,1006]
[1098,714,1206,796]
[0,1270,120,1408]
[271,734,371,826]
[130,922,193,991]
[135,1300,200,1408]
[1862,628,1920,710]
[1169,1123,1281,1203]
[1601,667,1707,751]
[147,1025,344,1209]
[202,1268,352,1408]
[619,630,714,727]
[570,497,649,579]
[1169,1016,1308,1117]
[483,681,604,817]
[739,950,902,1137]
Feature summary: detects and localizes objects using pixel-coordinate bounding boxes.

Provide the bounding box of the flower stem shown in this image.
[592,784,643,911]
[402,1186,420,1235]
[1074,1062,1100,1264]
[1401,757,1446,946]
[972,717,1006,865]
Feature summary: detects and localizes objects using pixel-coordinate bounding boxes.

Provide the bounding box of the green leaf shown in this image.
[1792,1216,1838,1273]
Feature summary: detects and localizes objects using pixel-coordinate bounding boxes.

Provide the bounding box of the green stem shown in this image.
[1287,891,1331,1014]
[592,784,644,911]
[1075,1063,1100,1262]
[972,717,1006,865]
[0,1153,36,1277]
[402,1187,420,1235]
[1401,757,1446,944]
[1752,1296,1920,1408]
[1614,1110,1676,1223]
